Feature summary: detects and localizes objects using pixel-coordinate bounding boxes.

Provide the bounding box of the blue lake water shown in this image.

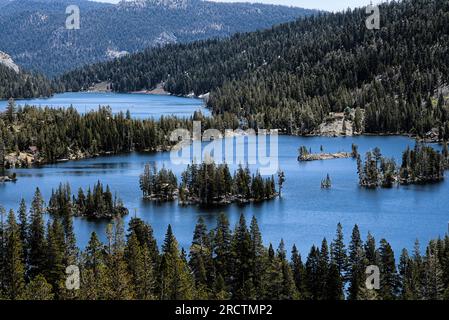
[0,93,448,258]
[0,92,210,119]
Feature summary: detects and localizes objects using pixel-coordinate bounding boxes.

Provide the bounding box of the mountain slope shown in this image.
[0,64,53,99]
[0,0,315,76]
[60,0,449,137]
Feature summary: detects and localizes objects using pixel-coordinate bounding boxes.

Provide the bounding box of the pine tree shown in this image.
[398,248,414,299]
[364,232,378,265]
[317,238,330,298]
[105,218,134,299]
[0,206,6,295]
[80,232,108,300]
[18,199,28,261]
[410,240,424,299]
[330,223,348,280]
[422,241,444,300]
[44,219,66,298]
[213,274,230,300]
[28,188,47,279]
[230,214,255,299]
[3,210,26,299]
[291,244,307,298]
[347,225,365,300]
[189,217,213,294]
[159,225,195,300]
[24,275,54,300]
[325,263,344,300]
[263,243,283,299]
[305,245,320,300]
[378,239,399,300]
[213,213,232,284]
[277,240,298,299]
[277,170,285,197]
[125,232,155,299]
[127,217,159,268]
[249,216,266,297]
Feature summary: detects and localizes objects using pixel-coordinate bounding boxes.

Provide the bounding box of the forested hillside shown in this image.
[0,63,53,99]
[0,0,314,76]
[60,0,449,137]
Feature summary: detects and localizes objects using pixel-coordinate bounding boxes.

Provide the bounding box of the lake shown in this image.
[0,92,210,119]
[0,93,448,257]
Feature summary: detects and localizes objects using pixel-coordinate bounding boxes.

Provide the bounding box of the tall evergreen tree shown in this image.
[105,218,133,300]
[330,223,348,282]
[3,210,26,299]
[378,239,399,300]
[291,244,307,298]
[80,232,108,300]
[347,225,365,300]
[159,225,195,300]
[28,188,47,279]
[230,214,255,299]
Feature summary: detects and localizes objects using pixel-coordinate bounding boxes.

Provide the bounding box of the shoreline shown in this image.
[2,132,437,170]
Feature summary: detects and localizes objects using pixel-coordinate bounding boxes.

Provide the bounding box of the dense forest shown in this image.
[139,162,279,205]
[59,0,449,137]
[0,101,242,165]
[48,182,128,219]
[0,0,314,76]
[1,190,449,300]
[357,144,447,188]
[0,64,53,99]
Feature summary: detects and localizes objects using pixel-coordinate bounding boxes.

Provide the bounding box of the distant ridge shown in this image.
[0,0,315,76]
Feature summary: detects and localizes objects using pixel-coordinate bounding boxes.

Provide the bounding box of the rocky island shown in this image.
[298,145,353,161]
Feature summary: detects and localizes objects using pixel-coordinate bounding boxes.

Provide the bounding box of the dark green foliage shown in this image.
[0,105,240,165]
[140,163,178,201]
[48,181,128,219]
[3,195,449,300]
[347,225,366,300]
[141,162,278,205]
[60,0,449,136]
[321,174,332,189]
[400,144,445,184]
[378,239,399,300]
[28,188,47,280]
[358,144,445,188]
[0,64,53,99]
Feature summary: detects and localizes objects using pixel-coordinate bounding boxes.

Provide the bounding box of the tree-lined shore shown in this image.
[1,190,449,300]
[0,100,241,167]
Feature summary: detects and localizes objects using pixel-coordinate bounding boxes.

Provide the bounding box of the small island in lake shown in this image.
[298,145,353,161]
[139,162,280,206]
[357,144,447,189]
[48,181,128,219]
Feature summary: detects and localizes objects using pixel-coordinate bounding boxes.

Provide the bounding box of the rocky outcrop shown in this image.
[298,152,352,161]
[315,109,365,137]
[0,51,19,73]
[4,152,41,168]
